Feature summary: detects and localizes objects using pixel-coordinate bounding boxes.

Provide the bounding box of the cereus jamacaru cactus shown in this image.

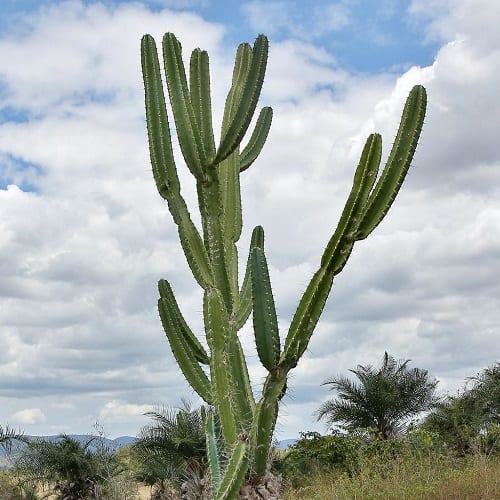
[141,32,427,499]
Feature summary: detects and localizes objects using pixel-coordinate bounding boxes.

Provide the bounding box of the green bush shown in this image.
[276,428,449,488]
[275,432,363,486]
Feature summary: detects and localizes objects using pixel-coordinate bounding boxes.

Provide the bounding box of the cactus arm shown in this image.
[168,195,215,289]
[214,35,269,165]
[357,85,427,239]
[235,226,265,329]
[225,334,255,426]
[163,33,206,178]
[252,372,287,476]
[215,440,249,500]
[206,411,221,493]
[251,246,280,371]
[190,48,216,163]
[141,34,180,198]
[239,107,273,173]
[158,297,212,404]
[141,35,214,290]
[219,152,242,305]
[220,42,253,138]
[280,266,334,369]
[280,134,381,369]
[158,279,210,364]
[320,133,382,272]
[204,288,238,444]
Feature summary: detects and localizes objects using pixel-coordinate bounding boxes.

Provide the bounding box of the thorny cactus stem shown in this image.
[141,32,426,499]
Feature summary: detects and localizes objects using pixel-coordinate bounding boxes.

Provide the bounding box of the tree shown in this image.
[141,29,426,497]
[316,352,439,439]
[424,362,499,454]
[0,424,26,455]
[133,402,208,498]
[15,434,122,499]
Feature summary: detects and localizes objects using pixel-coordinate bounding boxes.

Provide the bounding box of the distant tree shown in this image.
[470,362,500,425]
[424,362,499,454]
[133,401,208,499]
[316,352,439,439]
[0,424,26,455]
[15,434,122,499]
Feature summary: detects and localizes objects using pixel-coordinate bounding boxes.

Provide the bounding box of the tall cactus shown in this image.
[141,32,427,499]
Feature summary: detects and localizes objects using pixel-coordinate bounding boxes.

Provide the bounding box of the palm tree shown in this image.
[133,401,208,499]
[15,434,122,499]
[316,352,439,439]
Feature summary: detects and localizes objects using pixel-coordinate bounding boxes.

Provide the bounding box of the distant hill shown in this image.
[0,434,137,458]
[1,434,296,458]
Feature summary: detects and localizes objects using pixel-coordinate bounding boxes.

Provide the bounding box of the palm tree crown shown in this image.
[316,352,439,439]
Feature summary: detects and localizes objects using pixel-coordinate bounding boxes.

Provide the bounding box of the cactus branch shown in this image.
[215,35,268,164]
[239,107,273,172]
[163,33,207,178]
[251,246,280,371]
[141,34,179,197]
[357,85,427,239]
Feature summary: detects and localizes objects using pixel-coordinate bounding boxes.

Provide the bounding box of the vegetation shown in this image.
[132,402,208,498]
[13,434,131,499]
[316,352,439,439]
[0,425,26,455]
[281,449,499,499]
[141,28,426,498]
[0,361,497,498]
[424,362,500,455]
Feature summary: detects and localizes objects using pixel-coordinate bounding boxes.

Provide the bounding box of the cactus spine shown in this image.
[141,32,426,498]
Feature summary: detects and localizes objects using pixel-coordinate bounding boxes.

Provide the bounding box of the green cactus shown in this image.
[141,32,427,498]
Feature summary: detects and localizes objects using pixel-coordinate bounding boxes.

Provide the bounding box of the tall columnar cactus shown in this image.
[141,32,426,499]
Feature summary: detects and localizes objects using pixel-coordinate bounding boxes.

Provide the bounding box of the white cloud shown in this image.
[0,0,499,441]
[11,408,46,425]
[99,400,154,423]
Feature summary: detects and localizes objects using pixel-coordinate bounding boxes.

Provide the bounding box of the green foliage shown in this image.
[0,471,24,500]
[281,450,500,500]
[141,30,426,497]
[14,434,123,499]
[424,363,500,455]
[132,402,207,492]
[316,352,439,439]
[275,432,362,486]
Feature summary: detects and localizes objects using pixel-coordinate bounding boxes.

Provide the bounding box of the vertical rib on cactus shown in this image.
[141,30,426,498]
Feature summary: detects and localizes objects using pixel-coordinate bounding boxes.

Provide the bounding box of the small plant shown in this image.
[141,32,426,498]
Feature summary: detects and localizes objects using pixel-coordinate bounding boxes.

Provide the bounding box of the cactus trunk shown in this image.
[141,32,426,499]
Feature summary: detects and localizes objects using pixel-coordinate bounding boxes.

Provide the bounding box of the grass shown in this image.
[281,453,500,499]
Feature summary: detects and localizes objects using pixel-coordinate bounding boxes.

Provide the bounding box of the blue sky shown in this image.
[0,0,439,72]
[0,0,499,440]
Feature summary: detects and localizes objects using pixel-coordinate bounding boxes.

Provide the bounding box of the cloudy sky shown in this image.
[0,0,499,440]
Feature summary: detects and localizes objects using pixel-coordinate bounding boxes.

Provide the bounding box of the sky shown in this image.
[0,0,499,441]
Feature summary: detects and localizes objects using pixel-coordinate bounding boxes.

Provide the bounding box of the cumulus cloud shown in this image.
[99,400,154,424]
[0,0,499,441]
[10,408,46,425]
